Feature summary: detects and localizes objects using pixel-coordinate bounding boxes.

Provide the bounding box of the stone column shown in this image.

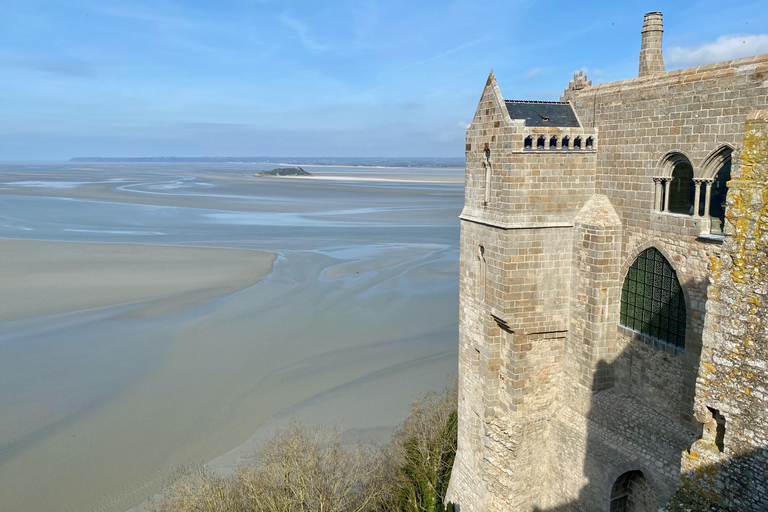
[692,178,705,217]
[702,178,714,217]
[653,177,666,211]
[663,178,672,212]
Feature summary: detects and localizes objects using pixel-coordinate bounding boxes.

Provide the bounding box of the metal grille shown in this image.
[620,248,686,348]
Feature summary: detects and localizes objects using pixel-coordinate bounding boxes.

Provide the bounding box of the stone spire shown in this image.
[639,11,665,77]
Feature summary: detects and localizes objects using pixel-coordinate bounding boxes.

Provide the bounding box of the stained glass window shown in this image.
[620,248,686,349]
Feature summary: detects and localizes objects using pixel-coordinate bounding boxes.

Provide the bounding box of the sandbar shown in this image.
[0,239,276,322]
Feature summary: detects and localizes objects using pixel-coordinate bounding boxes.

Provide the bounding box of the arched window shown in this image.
[573,136,582,149]
[524,136,533,149]
[709,154,732,235]
[620,248,686,349]
[537,136,546,149]
[561,136,570,150]
[585,136,594,149]
[668,157,695,214]
[610,471,657,512]
[549,136,557,149]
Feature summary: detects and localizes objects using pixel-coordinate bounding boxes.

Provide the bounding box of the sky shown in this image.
[2,0,767,161]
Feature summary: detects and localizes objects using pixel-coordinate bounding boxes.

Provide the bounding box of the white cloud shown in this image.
[524,67,543,79]
[666,34,768,68]
[278,14,329,53]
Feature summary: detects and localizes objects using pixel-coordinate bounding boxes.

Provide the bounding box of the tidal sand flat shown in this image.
[0,163,462,512]
[0,239,276,321]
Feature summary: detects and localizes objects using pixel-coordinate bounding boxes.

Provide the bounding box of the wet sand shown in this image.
[0,163,460,512]
[0,239,276,321]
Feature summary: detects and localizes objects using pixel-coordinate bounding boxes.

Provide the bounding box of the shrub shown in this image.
[150,384,458,512]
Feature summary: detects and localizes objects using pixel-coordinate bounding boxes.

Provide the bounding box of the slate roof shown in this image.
[505,100,581,127]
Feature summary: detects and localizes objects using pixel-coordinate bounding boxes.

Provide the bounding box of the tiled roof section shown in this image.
[505,100,581,127]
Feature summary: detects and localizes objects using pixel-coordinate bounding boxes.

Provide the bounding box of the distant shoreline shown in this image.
[68,156,465,169]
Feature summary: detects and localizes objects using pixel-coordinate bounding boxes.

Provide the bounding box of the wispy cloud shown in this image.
[1,50,98,77]
[278,13,329,53]
[86,2,198,29]
[393,37,487,74]
[524,67,543,79]
[666,34,768,68]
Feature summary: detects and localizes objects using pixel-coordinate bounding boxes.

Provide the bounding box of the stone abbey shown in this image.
[446,12,768,512]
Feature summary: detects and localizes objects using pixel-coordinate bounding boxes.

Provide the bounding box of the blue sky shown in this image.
[2,0,767,161]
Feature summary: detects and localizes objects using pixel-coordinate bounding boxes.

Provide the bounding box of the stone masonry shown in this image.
[446,12,768,512]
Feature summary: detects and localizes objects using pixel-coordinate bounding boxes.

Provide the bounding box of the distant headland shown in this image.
[257,166,311,176]
[68,156,465,169]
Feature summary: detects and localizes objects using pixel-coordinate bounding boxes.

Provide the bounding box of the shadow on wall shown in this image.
[531,447,768,512]
[535,273,713,511]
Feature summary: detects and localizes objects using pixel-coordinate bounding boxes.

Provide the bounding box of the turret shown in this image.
[639,11,664,77]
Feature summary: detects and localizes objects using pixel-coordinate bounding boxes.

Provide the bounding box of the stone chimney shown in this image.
[639,11,664,77]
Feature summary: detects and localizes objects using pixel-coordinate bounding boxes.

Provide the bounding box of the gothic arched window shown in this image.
[620,248,686,349]
[709,157,732,235]
[669,158,694,214]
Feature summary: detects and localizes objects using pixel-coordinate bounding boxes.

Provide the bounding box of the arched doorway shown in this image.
[609,470,659,512]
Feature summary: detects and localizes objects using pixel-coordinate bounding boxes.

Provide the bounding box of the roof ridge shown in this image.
[505,99,570,105]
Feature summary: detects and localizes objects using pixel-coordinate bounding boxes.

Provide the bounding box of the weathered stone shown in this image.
[447,11,768,512]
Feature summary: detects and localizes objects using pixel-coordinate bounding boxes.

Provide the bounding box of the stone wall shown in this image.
[448,12,768,512]
[664,110,768,511]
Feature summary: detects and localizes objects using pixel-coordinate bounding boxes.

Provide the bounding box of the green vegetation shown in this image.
[257,167,312,176]
[150,386,457,512]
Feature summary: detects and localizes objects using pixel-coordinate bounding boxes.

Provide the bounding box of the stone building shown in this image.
[446,12,768,512]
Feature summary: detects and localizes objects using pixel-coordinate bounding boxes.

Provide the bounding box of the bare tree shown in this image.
[239,421,386,512]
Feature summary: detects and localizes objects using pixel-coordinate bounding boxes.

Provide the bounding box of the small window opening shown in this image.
[483,149,492,205]
[524,136,533,149]
[537,136,546,149]
[669,160,695,215]
[561,136,570,150]
[706,407,726,452]
[573,136,582,149]
[549,136,557,149]
[586,136,594,149]
[478,245,486,302]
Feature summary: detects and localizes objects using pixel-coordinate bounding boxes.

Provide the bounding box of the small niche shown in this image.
[706,407,726,452]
